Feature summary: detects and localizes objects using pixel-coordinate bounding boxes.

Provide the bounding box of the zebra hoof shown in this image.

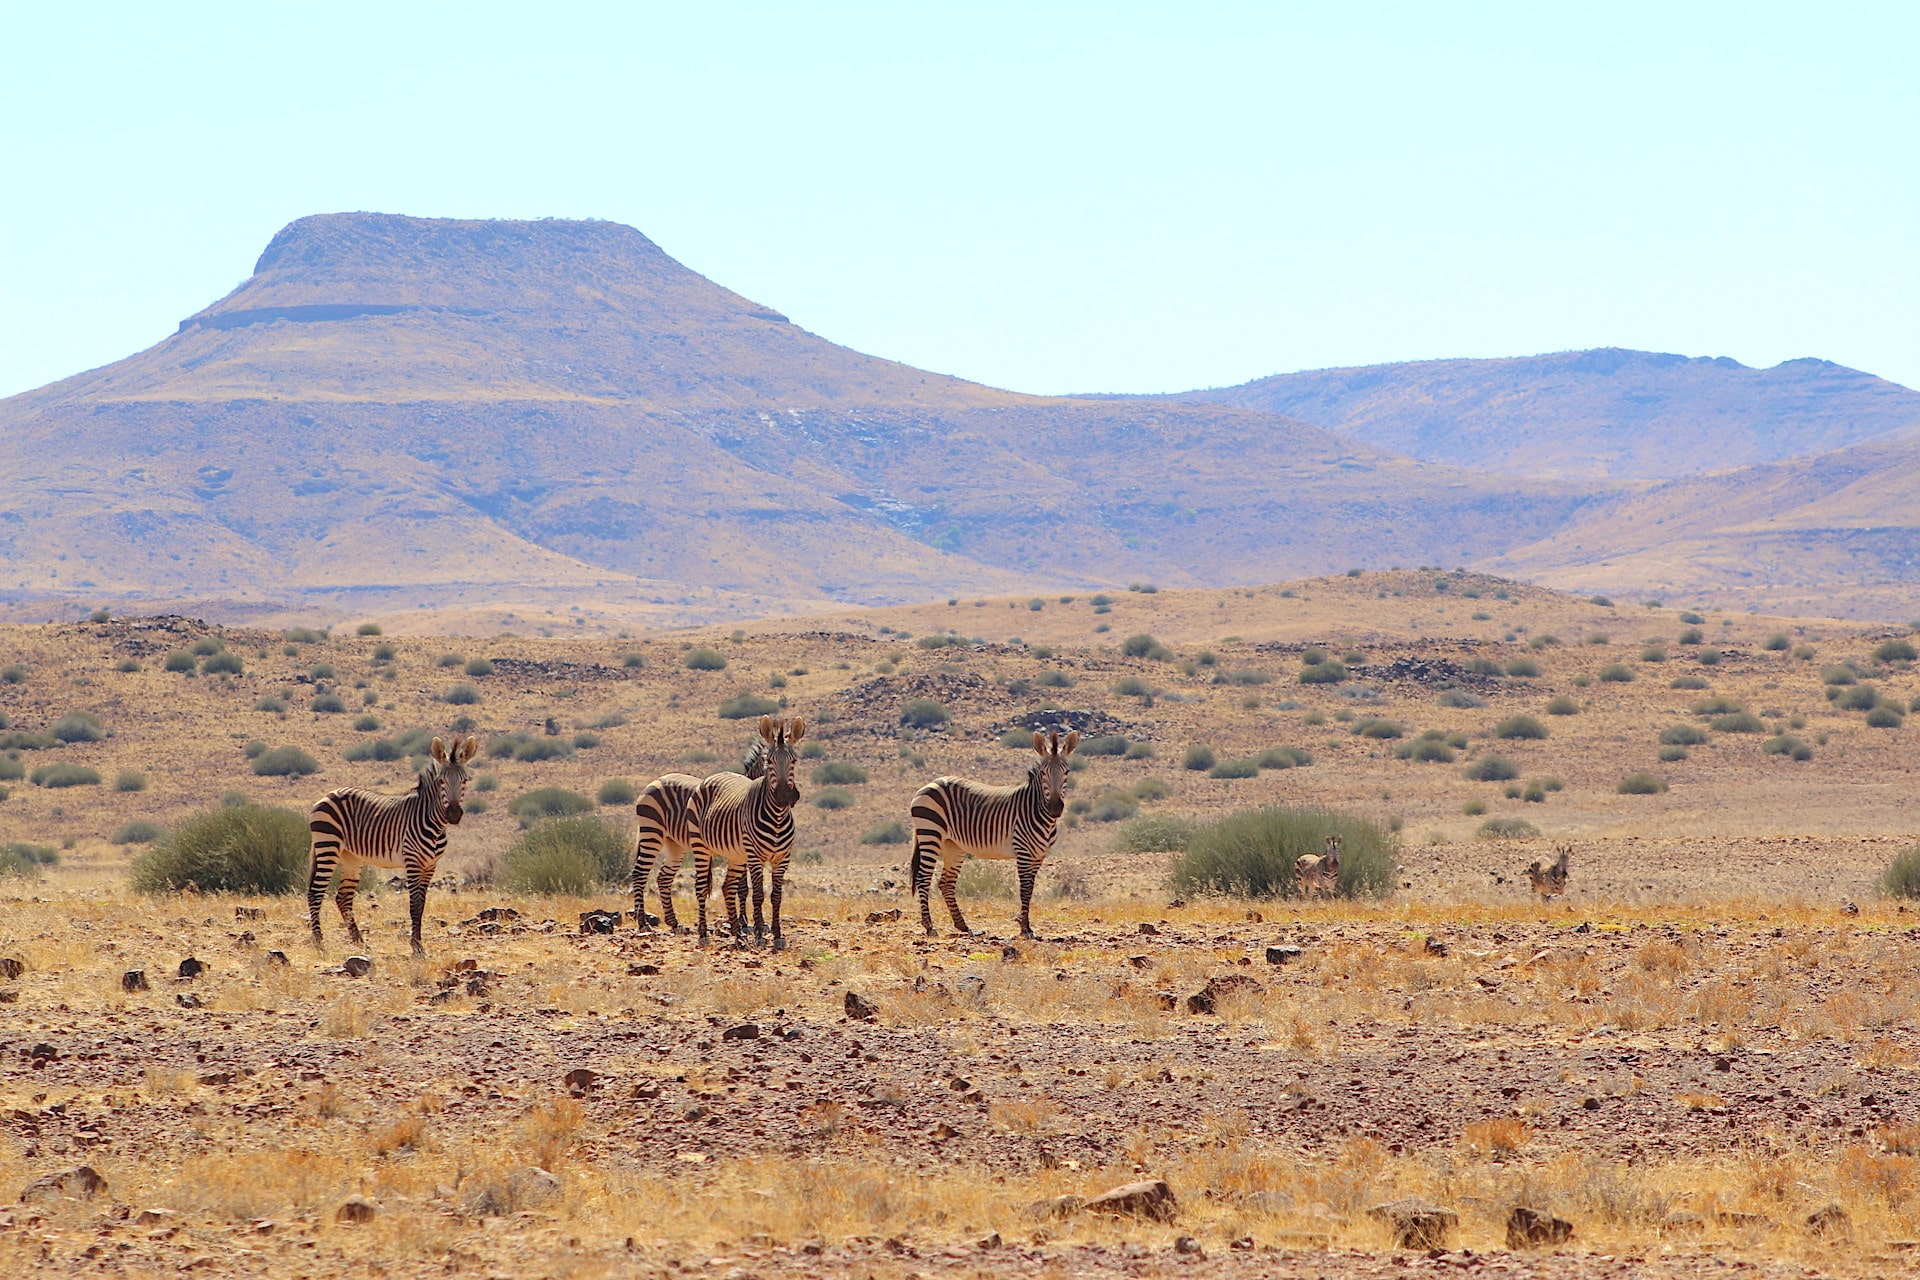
[771,937,787,952]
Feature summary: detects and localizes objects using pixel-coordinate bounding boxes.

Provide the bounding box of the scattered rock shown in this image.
[1138,922,1159,936]
[627,962,661,976]
[235,906,265,921]
[468,907,521,923]
[335,1195,377,1224]
[0,958,22,980]
[1366,1198,1458,1249]
[1240,1190,1295,1214]
[865,909,902,924]
[955,975,986,1002]
[845,991,878,1021]
[976,1232,1001,1250]
[342,956,373,978]
[20,1165,107,1202]
[177,957,205,979]
[197,1072,235,1087]
[722,1023,760,1041]
[175,992,205,1009]
[134,1208,175,1226]
[1716,1210,1775,1230]
[931,1122,960,1140]
[1000,945,1021,962]
[121,969,150,993]
[234,931,257,948]
[0,991,15,1004]
[563,1069,600,1095]
[1423,937,1449,957]
[1505,1205,1573,1249]
[1084,1179,1178,1222]
[1265,944,1303,965]
[1174,1236,1203,1256]
[265,950,290,967]
[510,1167,561,1204]
[1026,1194,1085,1221]
[1127,954,1152,968]
[1186,973,1264,1014]
[1806,1203,1850,1239]
[578,910,621,935]
[1230,1235,1254,1251]
[1660,1211,1705,1233]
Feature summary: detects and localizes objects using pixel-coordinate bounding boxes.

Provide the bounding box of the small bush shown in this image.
[1476,817,1538,839]
[464,657,494,678]
[716,694,779,720]
[900,699,950,729]
[500,816,629,894]
[356,623,383,636]
[1670,675,1709,690]
[1397,738,1456,763]
[1131,777,1173,801]
[0,664,27,684]
[1088,789,1142,819]
[1709,711,1764,734]
[1461,799,1486,816]
[201,651,245,675]
[1678,627,1704,645]
[1120,633,1173,661]
[1256,745,1312,769]
[164,650,196,673]
[1493,714,1548,740]
[572,731,601,749]
[1109,814,1196,854]
[252,746,320,777]
[597,779,637,806]
[1353,718,1404,739]
[1112,676,1153,699]
[1438,688,1487,708]
[1035,670,1073,688]
[436,652,465,668]
[130,804,308,894]
[115,658,141,673]
[1840,685,1881,712]
[684,648,728,671]
[1208,759,1259,779]
[189,637,225,657]
[1762,734,1814,760]
[1679,611,1705,625]
[1546,695,1580,715]
[1124,741,1157,760]
[1867,705,1905,729]
[0,754,20,781]
[513,738,574,763]
[1821,664,1857,686]
[109,819,164,845]
[1881,845,1920,899]
[510,787,593,828]
[1598,663,1634,683]
[1465,754,1519,782]
[1660,724,1709,745]
[812,787,856,810]
[1182,745,1217,772]
[254,694,288,713]
[113,770,148,792]
[1299,660,1347,684]
[371,642,396,661]
[1763,633,1791,652]
[811,761,868,785]
[1169,806,1396,899]
[1696,648,1721,666]
[1658,745,1689,762]
[0,842,55,878]
[441,684,481,706]
[860,820,909,845]
[1505,657,1542,678]
[32,762,101,788]
[284,627,326,644]
[311,693,346,714]
[1079,735,1129,756]
[1875,638,1917,664]
[1617,772,1668,794]
[51,712,106,743]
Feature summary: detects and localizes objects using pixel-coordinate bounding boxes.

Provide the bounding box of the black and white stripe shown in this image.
[629,772,704,933]
[692,715,805,948]
[910,729,1080,940]
[307,734,476,954]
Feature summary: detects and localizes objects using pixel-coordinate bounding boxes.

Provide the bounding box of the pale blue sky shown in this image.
[2,2,1914,400]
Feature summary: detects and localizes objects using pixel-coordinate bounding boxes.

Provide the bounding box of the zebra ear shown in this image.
[788,717,806,743]
[430,736,449,763]
[1031,731,1046,754]
[1062,730,1081,755]
[759,715,776,742]
[455,736,478,764]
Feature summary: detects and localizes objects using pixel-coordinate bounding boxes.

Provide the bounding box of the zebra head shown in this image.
[426,734,479,825]
[757,715,806,808]
[1029,728,1082,820]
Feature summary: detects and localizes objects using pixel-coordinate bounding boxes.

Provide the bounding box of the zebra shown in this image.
[690,715,805,948]
[910,728,1080,940]
[1526,844,1571,900]
[629,772,705,934]
[307,734,476,955]
[1296,834,1341,899]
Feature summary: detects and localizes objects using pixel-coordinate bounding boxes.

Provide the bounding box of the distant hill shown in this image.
[1167,349,1920,481]
[0,213,1589,624]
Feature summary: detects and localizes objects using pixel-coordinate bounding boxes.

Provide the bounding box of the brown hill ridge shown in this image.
[0,213,1591,625]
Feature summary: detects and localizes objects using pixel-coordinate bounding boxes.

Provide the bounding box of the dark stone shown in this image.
[1265,944,1303,965]
[578,910,620,935]
[121,969,150,993]
[722,1023,760,1041]
[342,955,373,977]
[20,1165,108,1202]
[1084,1179,1178,1223]
[845,991,878,1021]
[1366,1198,1458,1249]
[1505,1205,1573,1249]
[177,957,205,979]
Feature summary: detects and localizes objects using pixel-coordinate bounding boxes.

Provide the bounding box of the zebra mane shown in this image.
[740,738,769,780]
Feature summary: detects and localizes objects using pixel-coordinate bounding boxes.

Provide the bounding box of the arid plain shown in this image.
[4,570,1920,1278]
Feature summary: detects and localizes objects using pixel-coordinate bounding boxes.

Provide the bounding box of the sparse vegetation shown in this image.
[718,694,780,720]
[811,761,868,785]
[860,820,908,845]
[1476,816,1538,839]
[684,647,728,670]
[1120,633,1173,661]
[31,762,101,788]
[1617,772,1669,794]
[1169,806,1395,899]
[1545,695,1579,714]
[1493,714,1548,740]
[899,699,950,729]
[1465,754,1519,782]
[1182,745,1217,771]
[510,787,593,827]
[109,819,163,844]
[812,787,856,810]
[130,804,308,894]
[500,815,628,894]
[596,779,637,806]
[251,745,320,776]
[1299,660,1347,684]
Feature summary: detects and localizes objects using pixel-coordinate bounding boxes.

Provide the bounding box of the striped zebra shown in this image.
[629,772,704,934]
[691,715,805,948]
[910,729,1080,940]
[307,734,477,955]
[1295,834,1341,899]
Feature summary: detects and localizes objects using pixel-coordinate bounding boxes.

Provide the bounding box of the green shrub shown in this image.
[1461,799,1486,816]
[1679,611,1705,625]
[1169,806,1396,899]
[1709,711,1764,734]
[355,623,383,636]
[437,652,465,668]
[464,657,493,677]
[1617,772,1668,794]
[189,637,225,657]
[1763,633,1791,652]
[251,746,319,776]
[1640,646,1667,663]
[343,727,435,763]
[1112,676,1153,699]
[1222,669,1271,686]
[1079,735,1129,756]
[1658,745,1689,762]
[1867,706,1905,729]
[1299,660,1347,684]
[999,728,1034,748]
[714,693,779,720]
[1438,688,1487,708]
[500,816,629,894]
[1396,738,1456,763]
[1300,647,1329,666]
[1493,714,1548,740]
[1182,745,1217,772]
[812,787,856,810]
[113,770,147,792]
[1874,638,1917,664]
[1506,657,1541,677]
[0,664,27,683]
[1256,745,1312,769]
[1476,816,1538,839]
[597,779,637,807]
[1088,789,1143,819]
[0,730,55,751]
[1697,648,1721,666]
[284,627,326,644]
[1692,696,1743,715]
[1208,759,1259,779]
[1659,724,1708,746]
[1035,670,1073,688]
[1121,633,1173,661]
[684,648,728,671]
[1840,685,1881,711]
[254,694,288,713]
[1881,845,1920,899]
[812,761,868,785]
[109,819,164,845]
[372,642,396,661]
[1465,754,1519,782]
[0,842,56,878]
[244,740,268,759]
[1677,627,1704,646]
[352,714,380,732]
[1546,695,1580,715]
[0,754,20,781]
[1821,664,1857,686]
[130,804,308,894]
[1762,734,1814,760]
[572,731,601,749]
[1353,718,1404,739]
[441,684,481,706]
[311,693,346,714]
[860,820,909,845]
[521,737,576,763]
[1670,675,1709,690]
[1131,777,1173,802]
[1598,663,1634,683]
[32,762,100,788]
[200,652,244,675]
[51,712,105,743]
[623,653,647,669]
[1124,741,1157,760]
[510,787,592,827]
[1109,814,1196,853]
[900,699,950,729]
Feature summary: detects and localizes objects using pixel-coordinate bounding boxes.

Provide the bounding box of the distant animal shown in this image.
[629,771,706,935]
[910,729,1080,940]
[690,716,806,948]
[307,734,477,954]
[1527,845,1571,900]
[1296,834,1342,900]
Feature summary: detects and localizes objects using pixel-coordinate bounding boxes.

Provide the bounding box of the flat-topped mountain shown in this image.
[0,214,1586,624]
[1169,348,1920,481]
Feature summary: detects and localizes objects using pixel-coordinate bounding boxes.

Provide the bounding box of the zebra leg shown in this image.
[939,857,972,935]
[307,830,340,948]
[334,861,364,947]
[406,859,431,956]
[657,851,687,934]
[693,853,713,946]
[769,868,787,952]
[629,832,655,933]
[749,860,766,944]
[723,865,748,947]
[911,834,941,936]
[1016,853,1040,941]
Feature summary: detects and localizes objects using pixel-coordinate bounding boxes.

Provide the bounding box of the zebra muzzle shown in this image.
[443,803,464,825]
[1045,797,1064,820]
[774,784,799,807]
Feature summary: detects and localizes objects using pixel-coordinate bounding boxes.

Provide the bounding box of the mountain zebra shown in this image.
[629,772,705,934]
[691,715,805,948]
[1295,834,1341,899]
[910,729,1080,940]
[307,734,476,954]
[1526,845,1571,900]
